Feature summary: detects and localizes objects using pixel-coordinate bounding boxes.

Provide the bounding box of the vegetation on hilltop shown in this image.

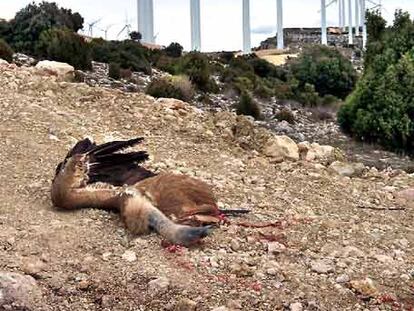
[0,1,358,120]
[338,10,414,153]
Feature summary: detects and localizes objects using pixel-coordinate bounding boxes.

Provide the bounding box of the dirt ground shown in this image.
[0,64,413,311]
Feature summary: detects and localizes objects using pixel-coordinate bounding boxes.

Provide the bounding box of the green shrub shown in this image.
[0,39,13,62]
[90,39,151,74]
[36,28,91,70]
[179,52,217,92]
[338,10,414,152]
[236,92,261,120]
[165,42,183,58]
[254,81,274,99]
[7,2,83,55]
[289,45,357,99]
[146,75,194,102]
[108,62,121,80]
[275,108,295,124]
[248,57,278,78]
[233,77,254,94]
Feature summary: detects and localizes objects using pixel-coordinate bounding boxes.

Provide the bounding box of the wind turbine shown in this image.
[87,18,101,37]
[242,0,251,54]
[117,13,133,39]
[190,0,201,51]
[99,24,114,40]
[347,0,353,44]
[276,0,284,49]
[321,0,327,45]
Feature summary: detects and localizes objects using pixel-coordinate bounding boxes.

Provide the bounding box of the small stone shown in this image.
[21,258,45,278]
[290,302,303,311]
[395,188,414,208]
[267,242,286,254]
[175,298,197,311]
[374,254,393,264]
[336,274,350,283]
[349,278,379,297]
[148,277,170,294]
[122,250,137,262]
[329,161,365,177]
[0,272,41,307]
[310,259,334,274]
[230,239,240,251]
[227,299,242,310]
[102,252,112,261]
[211,307,229,311]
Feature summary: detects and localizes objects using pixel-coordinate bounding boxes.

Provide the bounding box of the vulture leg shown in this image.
[121,192,213,246]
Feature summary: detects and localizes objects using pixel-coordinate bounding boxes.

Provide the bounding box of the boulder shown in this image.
[35,60,74,81]
[0,272,41,308]
[263,135,299,161]
[298,142,341,164]
[329,161,365,177]
[0,58,9,65]
[395,188,414,208]
[155,98,188,111]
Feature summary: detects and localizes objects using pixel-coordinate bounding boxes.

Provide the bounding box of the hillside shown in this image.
[0,62,413,310]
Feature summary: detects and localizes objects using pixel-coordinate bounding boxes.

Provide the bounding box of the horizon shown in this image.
[2,0,414,51]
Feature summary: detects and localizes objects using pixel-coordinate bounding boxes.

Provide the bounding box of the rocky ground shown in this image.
[1,62,414,311]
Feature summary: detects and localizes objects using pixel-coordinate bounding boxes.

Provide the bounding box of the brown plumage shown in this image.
[51,137,229,246]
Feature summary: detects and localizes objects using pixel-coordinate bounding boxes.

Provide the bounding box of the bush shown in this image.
[90,39,151,74]
[338,10,414,152]
[0,39,13,62]
[165,42,183,58]
[236,92,261,120]
[36,28,91,70]
[170,75,194,101]
[108,62,121,80]
[289,45,357,99]
[7,2,83,55]
[248,57,278,78]
[275,108,295,124]
[180,52,217,92]
[120,68,133,80]
[146,75,194,102]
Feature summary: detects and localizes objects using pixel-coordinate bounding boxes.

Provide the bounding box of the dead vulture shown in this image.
[51,137,247,246]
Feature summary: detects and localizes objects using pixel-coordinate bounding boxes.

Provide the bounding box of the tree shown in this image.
[129,31,142,42]
[165,42,183,58]
[338,10,414,153]
[288,45,357,99]
[7,1,84,54]
[36,28,92,70]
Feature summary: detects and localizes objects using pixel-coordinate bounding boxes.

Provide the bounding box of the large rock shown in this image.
[329,161,365,177]
[0,272,41,308]
[35,60,74,81]
[298,142,341,164]
[0,58,9,65]
[395,188,414,208]
[263,135,299,161]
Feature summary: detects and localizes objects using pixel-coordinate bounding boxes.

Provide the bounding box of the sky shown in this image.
[1,0,414,51]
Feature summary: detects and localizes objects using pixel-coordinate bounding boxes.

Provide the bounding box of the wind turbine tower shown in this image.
[137,0,155,43]
[242,0,251,54]
[190,0,201,51]
[276,0,284,49]
[361,0,367,48]
[348,0,353,44]
[321,0,327,45]
[355,0,360,36]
